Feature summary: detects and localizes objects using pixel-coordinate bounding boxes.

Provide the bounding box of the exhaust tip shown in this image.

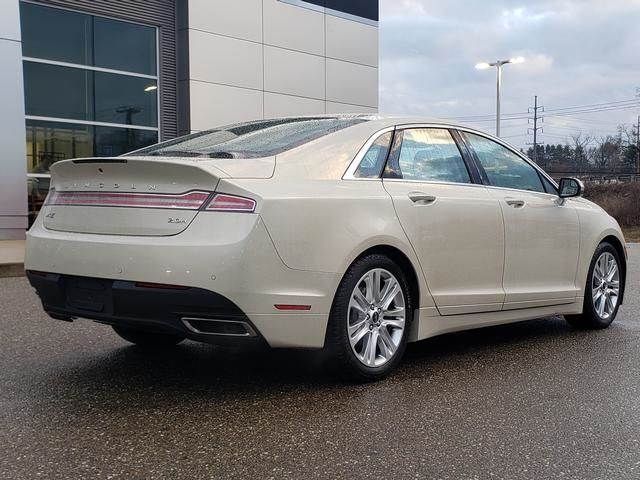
[181,317,257,337]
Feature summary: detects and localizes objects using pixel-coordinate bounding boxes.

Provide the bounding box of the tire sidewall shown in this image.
[583,242,623,328]
[327,254,415,381]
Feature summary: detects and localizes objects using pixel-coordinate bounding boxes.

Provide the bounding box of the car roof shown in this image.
[259,113,468,131]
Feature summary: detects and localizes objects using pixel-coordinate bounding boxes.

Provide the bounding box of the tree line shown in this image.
[522,124,639,174]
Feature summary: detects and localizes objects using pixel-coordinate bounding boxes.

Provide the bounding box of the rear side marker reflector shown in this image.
[135,282,190,290]
[206,194,256,212]
[274,304,312,311]
[44,190,211,210]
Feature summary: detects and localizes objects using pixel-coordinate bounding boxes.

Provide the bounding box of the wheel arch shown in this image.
[347,244,422,312]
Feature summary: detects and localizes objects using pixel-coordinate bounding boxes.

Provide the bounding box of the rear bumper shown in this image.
[27,271,267,346]
[25,214,340,348]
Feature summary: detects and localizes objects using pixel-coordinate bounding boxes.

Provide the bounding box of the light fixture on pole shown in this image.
[475,57,525,137]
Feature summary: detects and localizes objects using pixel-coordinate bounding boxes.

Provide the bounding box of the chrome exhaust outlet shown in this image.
[181,317,257,337]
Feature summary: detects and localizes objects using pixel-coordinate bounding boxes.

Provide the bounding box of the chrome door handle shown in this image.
[408,192,436,205]
[505,199,525,208]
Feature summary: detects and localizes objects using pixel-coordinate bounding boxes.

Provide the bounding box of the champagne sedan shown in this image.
[26,115,627,381]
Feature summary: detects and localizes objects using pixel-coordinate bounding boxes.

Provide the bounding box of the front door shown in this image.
[382,127,505,315]
[461,131,580,309]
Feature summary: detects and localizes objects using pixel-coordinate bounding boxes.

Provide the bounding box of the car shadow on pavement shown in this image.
[37,315,593,400]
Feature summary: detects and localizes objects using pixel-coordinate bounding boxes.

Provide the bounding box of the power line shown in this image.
[544,98,640,112]
[448,98,640,123]
[547,104,640,117]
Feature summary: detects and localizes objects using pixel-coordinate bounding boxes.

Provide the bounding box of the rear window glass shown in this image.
[129,117,367,158]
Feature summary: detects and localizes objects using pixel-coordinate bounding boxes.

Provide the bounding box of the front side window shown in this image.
[390,128,470,183]
[463,133,545,193]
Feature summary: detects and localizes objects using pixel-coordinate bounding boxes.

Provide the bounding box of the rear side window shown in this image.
[354,131,393,178]
[390,128,470,183]
[130,117,367,158]
[464,132,545,193]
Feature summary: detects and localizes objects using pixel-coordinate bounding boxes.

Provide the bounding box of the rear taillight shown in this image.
[205,194,256,213]
[44,190,210,210]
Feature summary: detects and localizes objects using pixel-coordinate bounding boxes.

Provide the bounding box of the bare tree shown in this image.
[570,133,593,172]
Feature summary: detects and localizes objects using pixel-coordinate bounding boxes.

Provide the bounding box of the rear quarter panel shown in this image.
[225,178,436,309]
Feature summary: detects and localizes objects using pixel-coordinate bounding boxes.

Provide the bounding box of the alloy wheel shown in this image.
[591,252,620,320]
[347,268,406,367]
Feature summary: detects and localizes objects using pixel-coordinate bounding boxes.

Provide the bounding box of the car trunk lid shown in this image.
[41,157,235,236]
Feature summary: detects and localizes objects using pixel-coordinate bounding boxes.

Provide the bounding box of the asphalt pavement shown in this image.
[1,245,639,479]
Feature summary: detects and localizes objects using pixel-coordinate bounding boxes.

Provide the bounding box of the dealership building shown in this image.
[0,0,379,240]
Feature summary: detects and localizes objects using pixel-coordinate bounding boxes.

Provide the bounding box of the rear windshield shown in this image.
[129,117,367,158]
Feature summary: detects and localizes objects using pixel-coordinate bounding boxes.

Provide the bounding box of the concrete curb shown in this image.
[0,263,25,278]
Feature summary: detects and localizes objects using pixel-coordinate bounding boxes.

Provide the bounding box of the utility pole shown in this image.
[527,96,544,164]
[636,114,640,175]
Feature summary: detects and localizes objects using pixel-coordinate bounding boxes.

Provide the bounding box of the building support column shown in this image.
[0,0,28,239]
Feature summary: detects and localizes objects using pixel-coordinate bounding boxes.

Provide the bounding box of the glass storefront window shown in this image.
[20,3,91,65]
[94,126,158,157]
[26,120,157,174]
[94,17,157,75]
[21,2,161,225]
[94,72,158,127]
[24,62,158,127]
[20,2,156,75]
[23,62,91,120]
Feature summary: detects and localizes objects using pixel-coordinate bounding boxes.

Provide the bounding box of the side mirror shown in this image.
[558,177,584,198]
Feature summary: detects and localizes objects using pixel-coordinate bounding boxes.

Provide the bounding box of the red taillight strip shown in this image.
[206,194,256,212]
[274,304,312,311]
[44,190,211,210]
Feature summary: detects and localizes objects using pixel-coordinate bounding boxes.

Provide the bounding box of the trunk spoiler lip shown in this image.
[72,158,128,164]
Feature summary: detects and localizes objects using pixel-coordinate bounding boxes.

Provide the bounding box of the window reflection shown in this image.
[23,63,158,127]
[20,3,91,65]
[26,120,157,174]
[20,2,156,75]
[94,17,157,75]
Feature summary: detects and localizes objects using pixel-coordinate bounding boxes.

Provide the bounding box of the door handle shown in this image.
[408,192,436,205]
[505,198,526,208]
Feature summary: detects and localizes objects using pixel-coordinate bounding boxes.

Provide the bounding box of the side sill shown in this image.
[412,299,584,342]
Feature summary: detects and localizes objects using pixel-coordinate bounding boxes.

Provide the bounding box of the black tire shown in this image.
[112,325,185,348]
[565,242,623,329]
[325,254,415,382]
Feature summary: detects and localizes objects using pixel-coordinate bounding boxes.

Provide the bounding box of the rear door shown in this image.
[382,127,505,315]
[461,131,580,309]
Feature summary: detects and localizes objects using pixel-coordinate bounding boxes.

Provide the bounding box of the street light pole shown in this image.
[496,63,502,137]
[475,57,524,137]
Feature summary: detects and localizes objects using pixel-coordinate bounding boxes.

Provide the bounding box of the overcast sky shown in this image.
[379,0,640,148]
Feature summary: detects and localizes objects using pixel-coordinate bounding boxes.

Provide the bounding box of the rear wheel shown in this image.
[566,242,623,329]
[326,254,414,382]
[112,326,185,348]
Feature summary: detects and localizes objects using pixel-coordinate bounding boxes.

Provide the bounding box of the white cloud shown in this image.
[379,0,640,146]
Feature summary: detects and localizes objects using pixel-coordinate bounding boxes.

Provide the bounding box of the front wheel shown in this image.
[325,254,414,382]
[112,325,185,348]
[566,242,623,329]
